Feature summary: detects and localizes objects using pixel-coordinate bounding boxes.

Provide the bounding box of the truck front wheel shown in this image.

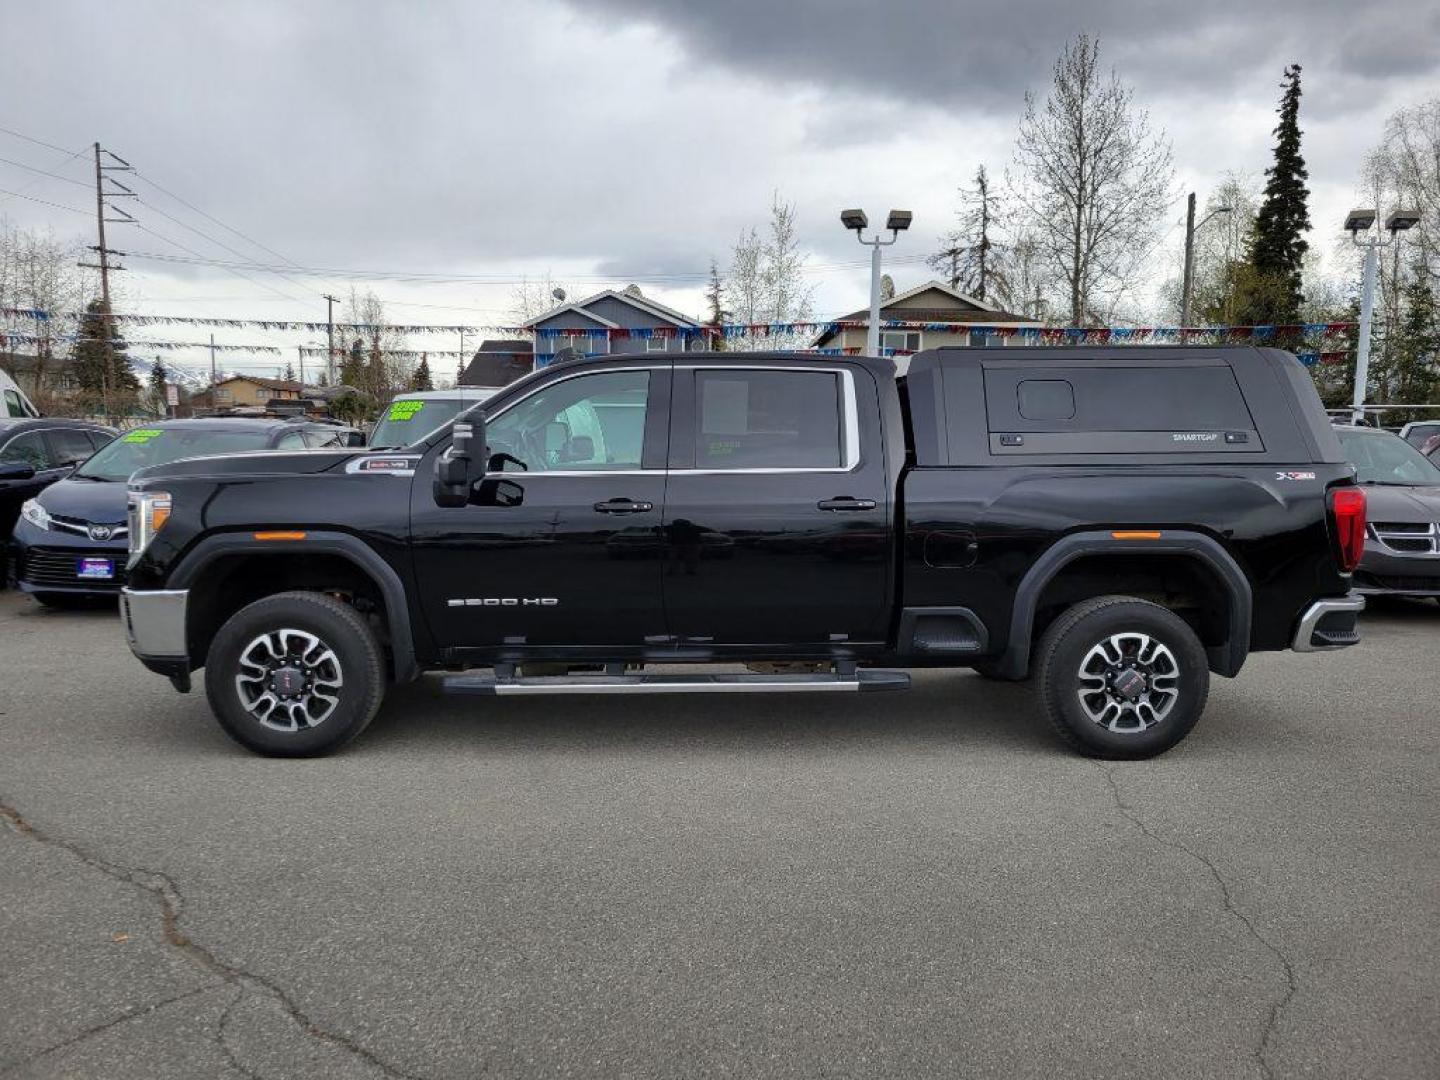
[1035,596,1209,759]
[204,590,386,757]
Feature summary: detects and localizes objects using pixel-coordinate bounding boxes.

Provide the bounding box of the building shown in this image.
[811,280,1041,354]
[524,287,703,366]
[0,351,81,401]
[460,340,533,387]
[208,375,305,409]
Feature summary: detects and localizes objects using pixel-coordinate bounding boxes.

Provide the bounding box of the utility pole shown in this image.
[79,142,134,417]
[296,344,305,388]
[209,334,218,406]
[1180,192,1232,328]
[323,294,338,384]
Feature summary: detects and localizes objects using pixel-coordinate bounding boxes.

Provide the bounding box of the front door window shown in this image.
[486,370,650,471]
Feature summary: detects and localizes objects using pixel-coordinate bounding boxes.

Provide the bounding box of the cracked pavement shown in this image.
[0,590,1436,1078]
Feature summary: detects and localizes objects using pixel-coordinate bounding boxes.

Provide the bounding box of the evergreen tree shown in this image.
[338,338,366,390]
[1384,264,1440,408]
[1245,65,1311,324]
[70,299,138,414]
[704,259,729,351]
[283,360,296,382]
[411,353,434,391]
[148,356,169,417]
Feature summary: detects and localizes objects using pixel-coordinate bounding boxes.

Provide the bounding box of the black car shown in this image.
[1335,424,1440,601]
[0,419,117,572]
[10,417,353,606]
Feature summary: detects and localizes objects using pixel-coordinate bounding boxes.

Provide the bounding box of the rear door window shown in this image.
[4,389,26,418]
[692,370,843,469]
[47,427,99,467]
[1,431,57,470]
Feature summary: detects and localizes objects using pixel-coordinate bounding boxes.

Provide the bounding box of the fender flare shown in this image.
[997,530,1252,680]
[169,531,419,683]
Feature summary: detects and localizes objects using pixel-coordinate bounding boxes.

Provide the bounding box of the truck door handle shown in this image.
[593,498,654,514]
[817,497,876,512]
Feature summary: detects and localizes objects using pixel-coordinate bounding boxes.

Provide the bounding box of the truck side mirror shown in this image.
[433,409,487,508]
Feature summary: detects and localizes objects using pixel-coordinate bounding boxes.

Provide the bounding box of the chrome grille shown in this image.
[17,546,126,589]
[1369,522,1439,556]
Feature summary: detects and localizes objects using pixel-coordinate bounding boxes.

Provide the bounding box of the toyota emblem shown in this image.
[88,524,113,542]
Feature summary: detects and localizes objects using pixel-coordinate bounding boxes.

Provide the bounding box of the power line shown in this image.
[0,186,90,215]
[131,221,315,308]
[0,125,76,156]
[0,153,91,188]
[121,248,932,286]
[131,166,311,273]
[134,195,319,301]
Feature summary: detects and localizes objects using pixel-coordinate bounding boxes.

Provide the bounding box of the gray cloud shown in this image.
[1,0,1435,348]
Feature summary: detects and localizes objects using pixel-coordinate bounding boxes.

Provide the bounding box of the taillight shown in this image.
[1328,487,1367,573]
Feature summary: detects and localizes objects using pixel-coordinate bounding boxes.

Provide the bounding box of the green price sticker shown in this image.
[123,428,165,444]
[387,400,425,422]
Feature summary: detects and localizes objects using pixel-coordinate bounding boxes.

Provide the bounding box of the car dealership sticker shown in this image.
[122,428,164,443]
[387,400,425,422]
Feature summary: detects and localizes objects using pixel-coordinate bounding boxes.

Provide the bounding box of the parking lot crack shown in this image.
[1095,766,1299,1080]
[0,984,216,1076]
[0,798,430,1080]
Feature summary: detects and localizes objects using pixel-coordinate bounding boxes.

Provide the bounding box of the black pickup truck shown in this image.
[119,347,1367,759]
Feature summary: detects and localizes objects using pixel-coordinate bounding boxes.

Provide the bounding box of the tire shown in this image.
[204,590,386,757]
[1035,596,1209,760]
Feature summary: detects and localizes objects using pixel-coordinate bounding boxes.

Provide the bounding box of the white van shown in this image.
[0,369,42,419]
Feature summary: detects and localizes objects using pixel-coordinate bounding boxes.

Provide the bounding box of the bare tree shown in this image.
[507,272,571,326]
[340,287,407,405]
[726,193,814,350]
[0,221,85,409]
[1011,34,1175,325]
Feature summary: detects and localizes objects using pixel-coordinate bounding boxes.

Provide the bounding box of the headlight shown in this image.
[20,499,51,531]
[127,490,172,558]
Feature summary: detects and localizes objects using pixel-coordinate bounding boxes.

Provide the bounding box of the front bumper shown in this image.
[1352,548,1440,596]
[120,587,190,677]
[11,520,128,595]
[1291,594,1366,652]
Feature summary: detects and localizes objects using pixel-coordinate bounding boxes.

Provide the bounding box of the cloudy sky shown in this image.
[2,0,1436,378]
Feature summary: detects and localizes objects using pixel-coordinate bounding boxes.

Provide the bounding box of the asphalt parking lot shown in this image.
[0,589,1436,1080]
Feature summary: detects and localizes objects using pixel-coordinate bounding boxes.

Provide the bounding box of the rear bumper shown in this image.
[1291,594,1365,652]
[120,587,189,670]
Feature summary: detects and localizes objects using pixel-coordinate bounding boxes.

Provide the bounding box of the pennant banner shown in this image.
[0,331,281,354]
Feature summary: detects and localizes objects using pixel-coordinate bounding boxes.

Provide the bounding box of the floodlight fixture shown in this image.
[1386,209,1421,232]
[1344,208,1377,233]
[840,209,868,232]
[885,210,913,232]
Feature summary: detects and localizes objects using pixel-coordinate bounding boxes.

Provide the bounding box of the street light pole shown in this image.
[1346,208,1421,425]
[1180,193,1232,328]
[841,208,912,356]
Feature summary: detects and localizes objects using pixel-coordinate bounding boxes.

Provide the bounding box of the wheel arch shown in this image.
[169,531,419,683]
[997,530,1252,680]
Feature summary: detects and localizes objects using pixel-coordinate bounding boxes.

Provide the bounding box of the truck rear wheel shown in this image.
[204,590,386,757]
[1035,596,1209,759]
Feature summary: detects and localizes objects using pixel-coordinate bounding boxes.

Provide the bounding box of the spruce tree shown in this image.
[704,259,728,351]
[412,354,434,391]
[338,338,366,390]
[70,299,137,414]
[1246,65,1311,324]
[283,360,297,383]
[148,356,169,417]
[1388,264,1440,408]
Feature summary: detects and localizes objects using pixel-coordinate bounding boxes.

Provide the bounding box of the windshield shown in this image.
[74,428,275,481]
[369,398,474,449]
[1337,428,1440,486]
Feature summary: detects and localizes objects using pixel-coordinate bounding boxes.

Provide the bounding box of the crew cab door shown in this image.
[660,364,891,646]
[409,365,671,651]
